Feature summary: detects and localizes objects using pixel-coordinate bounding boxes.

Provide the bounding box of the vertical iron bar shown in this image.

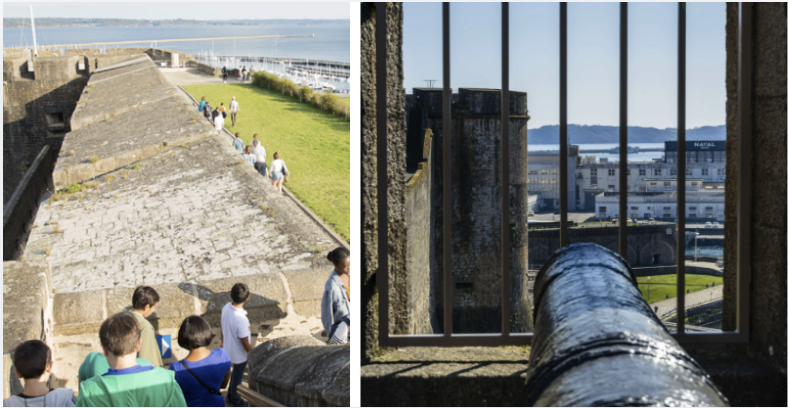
[559,2,568,247]
[442,2,453,337]
[375,2,389,343]
[736,1,752,340]
[501,1,511,337]
[676,2,686,335]
[619,2,628,258]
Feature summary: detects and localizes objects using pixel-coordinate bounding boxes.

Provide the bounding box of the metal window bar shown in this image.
[376,2,752,347]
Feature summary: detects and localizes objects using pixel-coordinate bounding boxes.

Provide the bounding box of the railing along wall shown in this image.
[376,2,752,346]
[3,145,57,260]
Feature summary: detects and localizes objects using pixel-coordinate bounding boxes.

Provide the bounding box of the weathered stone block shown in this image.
[52,291,103,336]
[246,335,348,407]
[3,261,51,353]
[283,269,327,317]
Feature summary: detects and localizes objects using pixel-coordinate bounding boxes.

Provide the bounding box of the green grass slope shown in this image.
[636,274,723,304]
[183,84,350,242]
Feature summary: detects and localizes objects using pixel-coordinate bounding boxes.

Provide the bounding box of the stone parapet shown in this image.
[2,261,53,399]
[361,347,529,406]
[51,274,291,337]
[247,336,349,407]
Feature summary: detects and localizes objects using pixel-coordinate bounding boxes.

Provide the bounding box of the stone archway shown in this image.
[640,240,676,265]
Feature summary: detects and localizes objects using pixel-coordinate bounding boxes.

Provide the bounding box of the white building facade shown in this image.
[594,191,726,221]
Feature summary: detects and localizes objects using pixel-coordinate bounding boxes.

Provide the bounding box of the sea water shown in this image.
[4,23,350,89]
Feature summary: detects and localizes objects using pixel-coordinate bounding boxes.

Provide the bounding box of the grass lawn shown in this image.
[183,84,350,242]
[636,274,723,304]
[336,97,350,106]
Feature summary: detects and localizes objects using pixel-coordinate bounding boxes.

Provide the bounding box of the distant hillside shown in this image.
[528,124,726,144]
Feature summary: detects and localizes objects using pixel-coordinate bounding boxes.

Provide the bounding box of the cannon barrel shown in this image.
[523,243,728,407]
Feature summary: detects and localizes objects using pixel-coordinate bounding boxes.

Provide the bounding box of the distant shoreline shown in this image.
[526,124,726,145]
[3,18,349,29]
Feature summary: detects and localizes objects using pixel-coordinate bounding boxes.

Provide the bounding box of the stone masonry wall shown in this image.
[404,132,435,334]
[430,89,532,334]
[2,261,54,399]
[3,55,89,204]
[722,2,787,374]
[528,224,678,267]
[361,2,406,360]
[247,336,349,407]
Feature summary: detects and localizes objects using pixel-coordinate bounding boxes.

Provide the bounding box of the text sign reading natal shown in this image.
[157,334,172,359]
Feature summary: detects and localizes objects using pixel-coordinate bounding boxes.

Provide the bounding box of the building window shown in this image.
[654,168,661,176]
[639,169,646,176]
[686,168,693,177]
[664,182,671,187]
[702,168,709,176]
[650,182,657,186]
[670,168,677,176]
[663,206,671,210]
[631,206,639,210]
[714,151,725,162]
[627,169,631,176]
[608,169,615,176]
[717,168,725,176]
[599,206,607,213]
[691,182,698,187]
[689,206,697,211]
[608,185,615,190]
[591,169,597,176]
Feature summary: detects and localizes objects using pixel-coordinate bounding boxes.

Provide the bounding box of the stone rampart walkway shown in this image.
[22,54,344,342]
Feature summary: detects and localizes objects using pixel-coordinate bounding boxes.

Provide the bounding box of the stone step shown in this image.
[52,269,325,337]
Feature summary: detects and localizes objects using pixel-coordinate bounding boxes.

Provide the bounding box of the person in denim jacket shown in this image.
[321,248,350,344]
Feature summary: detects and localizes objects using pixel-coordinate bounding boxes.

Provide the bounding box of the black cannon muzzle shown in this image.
[523,243,728,407]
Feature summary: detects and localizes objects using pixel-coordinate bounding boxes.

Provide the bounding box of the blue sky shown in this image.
[3,2,348,20]
[402,2,726,129]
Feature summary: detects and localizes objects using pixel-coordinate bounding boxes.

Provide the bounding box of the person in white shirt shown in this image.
[269,152,289,194]
[229,96,240,127]
[214,110,225,132]
[252,137,268,179]
[220,283,252,408]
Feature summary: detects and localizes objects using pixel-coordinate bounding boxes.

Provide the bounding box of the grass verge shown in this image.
[182,83,349,242]
[636,274,723,304]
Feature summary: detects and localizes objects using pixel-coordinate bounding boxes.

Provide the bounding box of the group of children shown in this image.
[4,284,255,407]
[199,96,241,129]
[232,132,291,194]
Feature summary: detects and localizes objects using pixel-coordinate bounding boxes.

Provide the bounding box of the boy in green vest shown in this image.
[76,312,186,407]
[130,286,163,367]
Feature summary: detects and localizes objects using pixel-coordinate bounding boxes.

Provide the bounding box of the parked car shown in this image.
[704,222,713,228]
[528,211,535,217]
[713,222,720,227]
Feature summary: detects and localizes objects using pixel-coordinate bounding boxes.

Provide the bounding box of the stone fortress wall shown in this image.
[398,87,533,334]
[3,53,348,405]
[3,47,197,205]
[403,130,435,335]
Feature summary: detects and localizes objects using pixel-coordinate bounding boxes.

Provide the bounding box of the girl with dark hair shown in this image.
[321,247,350,345]
[169,316,232,407]
[269,152,290,194]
